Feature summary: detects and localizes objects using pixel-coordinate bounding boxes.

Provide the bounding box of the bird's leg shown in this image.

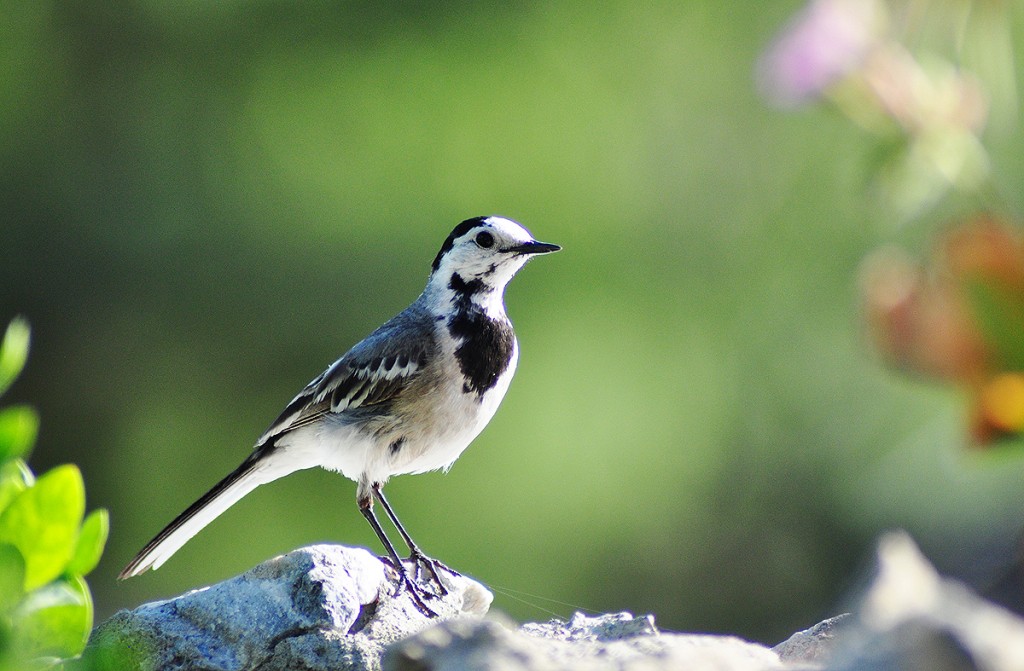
[358,494,438,617]
[371,484,461,597]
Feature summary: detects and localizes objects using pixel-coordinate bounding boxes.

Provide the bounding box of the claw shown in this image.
[379,556,440,617]
[399,571,438,617]
[408,550,461,597]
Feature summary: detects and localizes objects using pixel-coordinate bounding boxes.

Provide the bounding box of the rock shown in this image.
[772,614,850,664]
[520,610,659,641]
[90,547,784,671]
[90,534,1024,671]
[85,544,492,671]
[825,531,1024,671]
[385,611,785,671]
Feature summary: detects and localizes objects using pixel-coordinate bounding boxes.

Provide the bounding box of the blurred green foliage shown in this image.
[0,320,109,668]
[4,0,1024,646]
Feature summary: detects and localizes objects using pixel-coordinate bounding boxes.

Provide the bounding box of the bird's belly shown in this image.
[280,358,515,486]
[276,421,377,483]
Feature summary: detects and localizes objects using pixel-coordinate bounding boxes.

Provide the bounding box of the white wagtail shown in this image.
[119,216,559,614]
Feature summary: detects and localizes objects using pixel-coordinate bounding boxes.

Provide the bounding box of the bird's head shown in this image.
[429,216,560,295]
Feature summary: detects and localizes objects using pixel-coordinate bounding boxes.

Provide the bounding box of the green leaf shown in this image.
[66,510,108,578]
[0,466,85,591]
[0,406,38,464]
[13,575,92,660]
[0,319,30,398]
[0,460,34,515]
[0,543,26,615]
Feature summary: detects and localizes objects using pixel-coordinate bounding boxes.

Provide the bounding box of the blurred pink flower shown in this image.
[758,0,883,107]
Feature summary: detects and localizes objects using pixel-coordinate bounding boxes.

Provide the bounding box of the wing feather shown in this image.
[255,306,434,446]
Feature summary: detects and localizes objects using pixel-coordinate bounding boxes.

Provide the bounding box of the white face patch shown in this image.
[432,217,541,289]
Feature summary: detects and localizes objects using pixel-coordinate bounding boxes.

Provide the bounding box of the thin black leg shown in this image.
[358,495,437,617]
[371,484,424,555]
[372,484,461,595]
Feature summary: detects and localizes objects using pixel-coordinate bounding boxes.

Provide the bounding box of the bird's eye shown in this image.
[475,231,495,248]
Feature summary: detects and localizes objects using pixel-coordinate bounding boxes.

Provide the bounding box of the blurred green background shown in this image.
[4,0,1024,645]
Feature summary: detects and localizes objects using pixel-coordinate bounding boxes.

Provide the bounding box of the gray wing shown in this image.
[256,304,435,446]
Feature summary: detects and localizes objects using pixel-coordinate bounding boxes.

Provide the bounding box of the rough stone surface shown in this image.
[520,610,659,641]
[87,544,491,671]
[772,614,850,664]
[385,612,784,671]
[88,534,1024,671]
[824,531,1024,671]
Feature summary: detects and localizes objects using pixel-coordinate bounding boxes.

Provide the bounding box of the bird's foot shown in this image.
[408,549,461,597]
[379,556,440,617]
[398,570,439,617]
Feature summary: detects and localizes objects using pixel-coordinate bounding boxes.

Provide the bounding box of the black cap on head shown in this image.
[431,216,490,272]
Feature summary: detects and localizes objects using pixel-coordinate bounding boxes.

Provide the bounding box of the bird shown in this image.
[119,215,560,614]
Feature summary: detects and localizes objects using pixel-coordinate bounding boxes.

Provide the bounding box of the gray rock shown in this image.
[90,545,785,671]
[93,533,1024,671]
[772,614,850,664]
[825,532,1024,671]
[520,610,659,641]
[385,611,784,671]
[86,544,492,671]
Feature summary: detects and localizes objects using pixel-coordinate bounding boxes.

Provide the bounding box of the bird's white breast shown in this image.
[398,339,519,476]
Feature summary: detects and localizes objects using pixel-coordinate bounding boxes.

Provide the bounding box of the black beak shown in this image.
[505,240,561,255]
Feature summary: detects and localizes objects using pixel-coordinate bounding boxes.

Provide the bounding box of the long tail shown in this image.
[119,452,280,579]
